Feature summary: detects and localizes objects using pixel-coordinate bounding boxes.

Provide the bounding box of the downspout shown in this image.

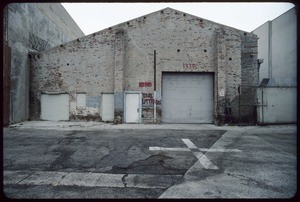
[153,50,157,123]
[261,87,264,124]
[257,59,264,124]
[268,21,272,80]
[238,85,240,124]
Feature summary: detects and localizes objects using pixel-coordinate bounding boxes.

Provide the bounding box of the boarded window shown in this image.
[77,93,86,109]
[41,93,69,121]
[101,93,114,122]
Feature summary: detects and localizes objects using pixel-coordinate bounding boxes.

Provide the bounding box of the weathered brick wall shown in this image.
[30,31,115,120]
[239,33,258,123]
[30,7,257,125]
[222,32,258,124]
[7,3,84,124]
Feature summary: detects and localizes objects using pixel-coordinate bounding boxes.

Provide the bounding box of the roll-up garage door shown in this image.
[162,73,214,123]
[41,93,69,121]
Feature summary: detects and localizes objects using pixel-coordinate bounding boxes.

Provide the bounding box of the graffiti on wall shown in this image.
[142,93,161,106]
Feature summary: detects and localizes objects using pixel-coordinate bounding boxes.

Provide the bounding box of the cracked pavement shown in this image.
[3,123,297,198]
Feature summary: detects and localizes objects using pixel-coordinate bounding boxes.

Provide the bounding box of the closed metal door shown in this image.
[125,93,140,123]
[162,73,214,123]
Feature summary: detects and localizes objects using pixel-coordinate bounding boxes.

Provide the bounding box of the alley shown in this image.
[3,123,297,198]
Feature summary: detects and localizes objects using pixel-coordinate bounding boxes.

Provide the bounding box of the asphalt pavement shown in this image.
[2,122,297,199]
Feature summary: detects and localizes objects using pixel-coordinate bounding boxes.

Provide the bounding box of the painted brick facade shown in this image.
[29,7,258,125]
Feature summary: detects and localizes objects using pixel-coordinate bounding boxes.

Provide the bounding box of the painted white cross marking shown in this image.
[182,138,218,169]
[149,138,241,170]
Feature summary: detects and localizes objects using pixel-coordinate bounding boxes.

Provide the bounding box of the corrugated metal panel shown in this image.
[41,94,69,121]
[162,73,214,123]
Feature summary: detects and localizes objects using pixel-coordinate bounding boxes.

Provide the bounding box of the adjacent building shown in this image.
[3,3,85,125]
[252,7,297,124]
[29,7,258,125]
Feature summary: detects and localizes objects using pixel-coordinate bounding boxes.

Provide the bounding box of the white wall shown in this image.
[252,22,269,84]
[253,7,296,124]
[271,8,297,81]
[252,7,297,84]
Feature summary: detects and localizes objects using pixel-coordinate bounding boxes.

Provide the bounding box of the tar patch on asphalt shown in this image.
[109,130,227,176]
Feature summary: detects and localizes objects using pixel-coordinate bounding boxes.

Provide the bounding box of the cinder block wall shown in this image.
[30,8,257,125]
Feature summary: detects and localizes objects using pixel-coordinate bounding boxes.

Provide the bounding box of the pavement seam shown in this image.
[16,171,36,185]
[55,172,70,186]
[121,174,129,188]
[251,133,297,158]
[185,130,239,171]
[5,170,183,189]
[158,130,238,198]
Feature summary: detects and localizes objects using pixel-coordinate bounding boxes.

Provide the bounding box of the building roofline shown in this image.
[67,6,254,40]
[35,6,255,54]
[251,6,295,33]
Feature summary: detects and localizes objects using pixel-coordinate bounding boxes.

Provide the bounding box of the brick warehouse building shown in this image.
[29,8,258,125]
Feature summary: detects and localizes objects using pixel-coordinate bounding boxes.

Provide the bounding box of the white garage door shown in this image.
[41,94,69,121]
[162,73,214,123]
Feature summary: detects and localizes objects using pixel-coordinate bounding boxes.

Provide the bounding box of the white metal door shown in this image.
[162,73,214,123]
[101,93,114,122]
[41,94,69,121]
[125,93,140,123]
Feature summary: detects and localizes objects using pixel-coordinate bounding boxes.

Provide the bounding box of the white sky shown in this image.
[62,2,295,36]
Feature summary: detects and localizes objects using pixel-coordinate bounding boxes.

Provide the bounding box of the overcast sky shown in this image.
[62,2,295,36]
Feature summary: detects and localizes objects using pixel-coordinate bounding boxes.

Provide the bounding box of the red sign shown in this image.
[139,82,152,87]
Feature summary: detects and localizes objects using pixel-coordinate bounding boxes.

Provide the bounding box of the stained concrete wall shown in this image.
[252,7,296,124]
[252,7,297,84]
[5,3,84,124]
[30,7,257,125]
[257,87,297,124]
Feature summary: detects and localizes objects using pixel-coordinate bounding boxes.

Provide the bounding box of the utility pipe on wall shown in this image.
[153,50,157,122]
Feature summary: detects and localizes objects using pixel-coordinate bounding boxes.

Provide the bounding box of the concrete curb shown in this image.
[8,121,296,132]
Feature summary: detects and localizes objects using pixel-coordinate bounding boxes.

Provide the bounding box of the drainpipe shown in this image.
[257,59,264,124]
[257,59,264,85]
[261,88,264,124]
[153,50,157,122]
[238,85,240,125]
[268,21,272,80]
